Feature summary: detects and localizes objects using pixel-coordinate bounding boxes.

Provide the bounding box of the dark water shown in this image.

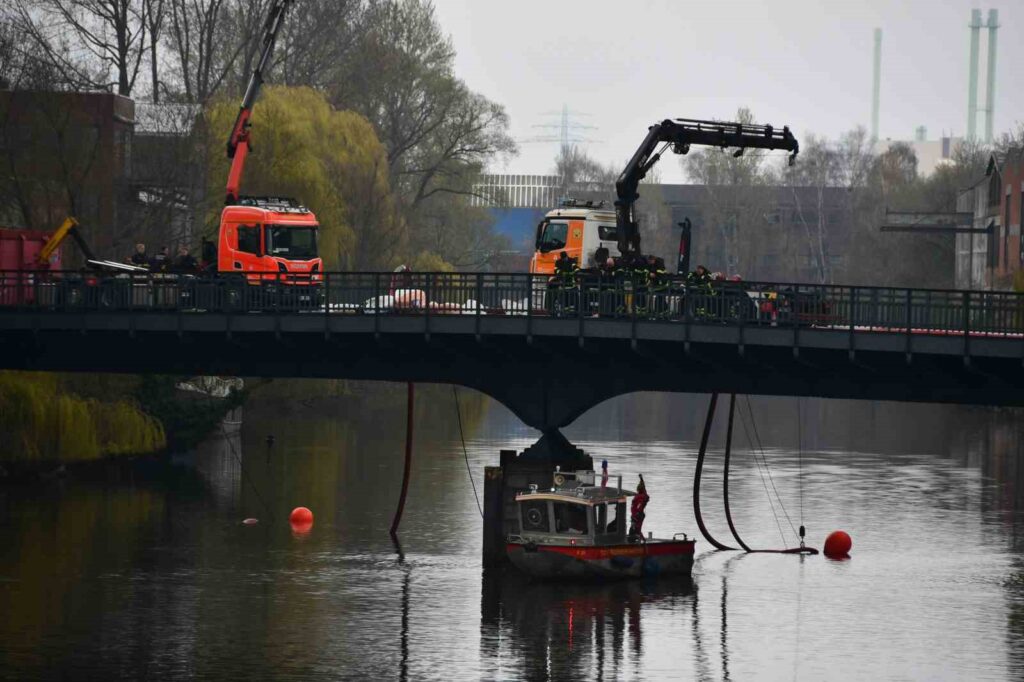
[2,389,1024,681]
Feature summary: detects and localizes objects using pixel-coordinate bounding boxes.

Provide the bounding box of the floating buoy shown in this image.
[290,519,313,535]
[824,530,852,558]
[242,518,259,525]
[290,506,314,525]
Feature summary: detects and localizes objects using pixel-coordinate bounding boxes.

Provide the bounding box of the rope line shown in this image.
[453,387,483,518]
[797,397,804,524]
[736,402,787,545]
[743,396,799,541]
[219,419,274,523]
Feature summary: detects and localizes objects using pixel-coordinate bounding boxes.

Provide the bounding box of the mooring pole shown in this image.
[693,392,735,551]
[390,382,415,537]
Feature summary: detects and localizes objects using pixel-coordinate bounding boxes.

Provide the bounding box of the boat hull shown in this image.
[507,540,695,580]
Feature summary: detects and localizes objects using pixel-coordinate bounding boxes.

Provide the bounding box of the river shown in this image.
[1,387,1023,680]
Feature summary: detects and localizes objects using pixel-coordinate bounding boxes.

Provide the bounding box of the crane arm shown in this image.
[225,0,293,205]
[37,216,97,265]
[614,118,799,257]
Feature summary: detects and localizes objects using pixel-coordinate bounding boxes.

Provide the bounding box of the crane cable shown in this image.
[723,396,817,555]
[743,395,799,542]
[453,387,483,518]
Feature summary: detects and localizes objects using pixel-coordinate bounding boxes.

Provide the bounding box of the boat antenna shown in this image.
[797,396,806,549]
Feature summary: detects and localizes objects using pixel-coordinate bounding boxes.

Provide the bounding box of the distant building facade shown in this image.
[0,91,198,261]
[0,90,135,258]
[955,149,1024,290]
[874,133,964,177]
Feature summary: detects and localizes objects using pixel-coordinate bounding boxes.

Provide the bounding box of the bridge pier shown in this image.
[482,430,593,568]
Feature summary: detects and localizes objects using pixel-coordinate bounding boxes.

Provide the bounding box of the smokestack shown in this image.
[871,28,882,142]
[967,9,982,141]
[984,9,998,143]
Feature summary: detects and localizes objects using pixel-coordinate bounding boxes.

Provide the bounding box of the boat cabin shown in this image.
[514,481,634,547]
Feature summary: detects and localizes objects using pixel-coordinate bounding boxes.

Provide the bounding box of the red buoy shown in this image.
[823,530,852,558]
[290,506,314,525]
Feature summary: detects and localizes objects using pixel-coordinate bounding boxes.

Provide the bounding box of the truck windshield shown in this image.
[266,225,318,260]
[597,224,618,241]
[538,222,568,252]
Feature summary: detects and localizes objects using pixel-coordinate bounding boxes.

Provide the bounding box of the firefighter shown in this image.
[686,264,713,319]
[550,251,579,315]
[612,254,634,315]
[628,474,650,541]
[646,255,669,318]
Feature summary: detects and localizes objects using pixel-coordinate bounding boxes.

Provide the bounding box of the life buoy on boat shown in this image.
[553,473,566,486]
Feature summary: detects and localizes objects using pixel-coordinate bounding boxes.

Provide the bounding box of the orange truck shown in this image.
[529,200,619,276]
[531,119,800,277]
[217,0,322,297]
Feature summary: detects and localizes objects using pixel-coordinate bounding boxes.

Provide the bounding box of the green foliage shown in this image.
[134,375,246,452]
[203,85,402,270]
[409,250,453,273]
[0,371,165,463]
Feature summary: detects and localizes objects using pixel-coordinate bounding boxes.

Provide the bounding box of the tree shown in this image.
[203,85,402,270]
[143,0,165,101]
[682,107,778,276]
[327,0,515,211]
[13,0,149,96]
[554,144,616,197]
[165,0,242,104]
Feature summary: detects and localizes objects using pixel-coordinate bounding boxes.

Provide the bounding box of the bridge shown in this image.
[1,270,1023,436]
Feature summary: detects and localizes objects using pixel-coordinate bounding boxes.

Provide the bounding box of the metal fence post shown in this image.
[963,290,971,362]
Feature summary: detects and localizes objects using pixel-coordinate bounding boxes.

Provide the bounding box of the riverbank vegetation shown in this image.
[0,372,165,464]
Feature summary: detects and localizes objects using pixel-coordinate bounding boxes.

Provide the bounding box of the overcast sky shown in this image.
[432,0,1022,183]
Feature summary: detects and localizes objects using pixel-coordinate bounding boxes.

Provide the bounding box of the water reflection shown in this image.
[2,389,1024,679]
[480,568,695,680]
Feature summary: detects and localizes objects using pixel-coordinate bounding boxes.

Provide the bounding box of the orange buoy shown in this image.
[823,530,852,558]
[290,519,313,535]
[290,507,314,525]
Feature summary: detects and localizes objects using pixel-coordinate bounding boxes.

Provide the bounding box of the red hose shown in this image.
[390,382,414,537]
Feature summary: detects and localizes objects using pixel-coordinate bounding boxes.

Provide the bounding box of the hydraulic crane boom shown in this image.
[614,118,799,257]
[225,0,293,205]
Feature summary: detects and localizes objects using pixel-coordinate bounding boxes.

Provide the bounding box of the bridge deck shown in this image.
[2,270,1023,427]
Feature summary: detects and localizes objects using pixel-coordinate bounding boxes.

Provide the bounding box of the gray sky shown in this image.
[432,0,1022,183]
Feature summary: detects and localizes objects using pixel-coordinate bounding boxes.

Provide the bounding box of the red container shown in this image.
[0,228,63,305]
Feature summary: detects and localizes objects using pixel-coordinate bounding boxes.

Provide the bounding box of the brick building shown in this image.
[955,149,1024,290]
[0,90,135,260]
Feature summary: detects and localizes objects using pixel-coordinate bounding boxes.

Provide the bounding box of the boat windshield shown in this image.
[266,225,318,260]
[553,502,589,535]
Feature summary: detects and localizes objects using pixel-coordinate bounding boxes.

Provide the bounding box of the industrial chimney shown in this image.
[984,9,998,143]
[967,9,982,142]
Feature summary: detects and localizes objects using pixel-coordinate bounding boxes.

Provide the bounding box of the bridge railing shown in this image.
[1,270,1023,337]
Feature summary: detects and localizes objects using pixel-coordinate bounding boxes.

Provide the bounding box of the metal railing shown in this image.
[1,270,1023,338]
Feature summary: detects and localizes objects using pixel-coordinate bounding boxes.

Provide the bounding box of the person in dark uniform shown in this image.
[151,246,170,272]
[647,255,668,317]
[686,265,713,319]
[551,251,579,315]
[172,245,198,272]
[130,243,148,267]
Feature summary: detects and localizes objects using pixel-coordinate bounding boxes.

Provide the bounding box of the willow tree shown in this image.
[203,85,404,269]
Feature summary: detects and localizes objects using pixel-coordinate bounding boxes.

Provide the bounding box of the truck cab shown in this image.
[217,197,322,284]
[529,201,620,275]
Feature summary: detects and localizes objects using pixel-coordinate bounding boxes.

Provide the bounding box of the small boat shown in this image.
[506,469,695,580]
